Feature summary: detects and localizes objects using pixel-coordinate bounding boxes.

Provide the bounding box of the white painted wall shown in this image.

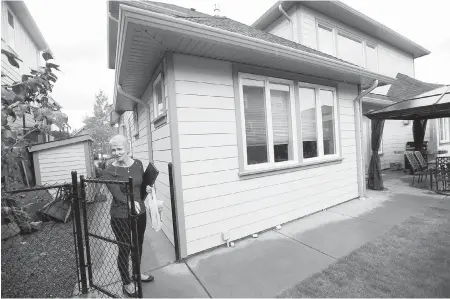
[265,6,297,42]
[38,143,87,185]
[119,60,174,245]
[266,4,415,78]
[1,2,44,132]
[172,54,359,256]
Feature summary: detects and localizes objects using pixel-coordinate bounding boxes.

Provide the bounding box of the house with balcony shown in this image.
[107,0,445,258]
[1,1,58,143]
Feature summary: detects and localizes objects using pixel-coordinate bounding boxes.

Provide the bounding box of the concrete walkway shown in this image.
[80,171,449,297]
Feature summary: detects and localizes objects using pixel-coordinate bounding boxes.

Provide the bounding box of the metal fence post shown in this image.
[72,171,88,294]
[128,177,143,298]
[80,175,93,288]
[168,163,181,262]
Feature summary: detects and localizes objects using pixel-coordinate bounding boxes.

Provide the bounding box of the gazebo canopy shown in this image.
[365,86,450,120]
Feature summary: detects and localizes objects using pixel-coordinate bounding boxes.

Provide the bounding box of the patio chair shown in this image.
[414,151,434,181]
[405,152,428,185]
[435,157,450,191]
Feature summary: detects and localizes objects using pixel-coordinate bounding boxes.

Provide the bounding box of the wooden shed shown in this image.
[29,135,95,185]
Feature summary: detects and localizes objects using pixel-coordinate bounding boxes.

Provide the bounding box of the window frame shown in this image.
[237,72,341,174]
[238,73,299,172]
[133,106,139,138]
[315,19,379,71]
[439,117,450,143]
[298,82,340,163]
[7,9,15,50]
[152,73,166,121]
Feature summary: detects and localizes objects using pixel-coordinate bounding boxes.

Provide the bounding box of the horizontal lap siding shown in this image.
[174,54,359,256]
[38,143,87,185]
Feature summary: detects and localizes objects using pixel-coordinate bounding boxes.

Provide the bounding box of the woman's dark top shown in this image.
[102,159,146,219]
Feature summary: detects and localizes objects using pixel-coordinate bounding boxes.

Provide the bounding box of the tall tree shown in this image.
[83,91,116,158]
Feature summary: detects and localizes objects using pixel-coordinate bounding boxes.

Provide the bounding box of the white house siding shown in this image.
[173,54,359,256]
[380,120,431,169]
[38,143,87,185]
[120,60,175,245]
[293,4,415,78]
[1,2,42,131]
[266,6,297,42]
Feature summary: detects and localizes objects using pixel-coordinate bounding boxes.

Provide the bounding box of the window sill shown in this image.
[152,113,167,129]
[238,157,344,178]
[439,140,450,145]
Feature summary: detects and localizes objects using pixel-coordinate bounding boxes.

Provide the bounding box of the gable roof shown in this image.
[387,74,444,102]
[252,1,430,59]
[108,0,358,68]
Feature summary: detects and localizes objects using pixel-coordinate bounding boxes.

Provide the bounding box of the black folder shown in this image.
[143,162,159,187]
[141,162,159,200]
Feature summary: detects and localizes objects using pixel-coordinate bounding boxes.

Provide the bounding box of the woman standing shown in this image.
[103,135,154,297]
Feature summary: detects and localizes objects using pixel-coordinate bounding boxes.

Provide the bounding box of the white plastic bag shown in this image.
[145,186,163,232]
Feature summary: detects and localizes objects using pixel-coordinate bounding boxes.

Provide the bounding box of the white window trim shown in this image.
[152,73,164,119]
[315,19,379,71]
[7,8,15,51]
[298,82,340,163]
[133,106,139,138]
[439,117,450,144]
[237,73,341,174]
[238,73,299,172]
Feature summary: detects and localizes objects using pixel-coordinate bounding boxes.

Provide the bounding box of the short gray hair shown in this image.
[109,134,129,151]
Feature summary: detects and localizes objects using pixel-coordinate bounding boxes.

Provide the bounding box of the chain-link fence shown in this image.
[1,182,82,298]
[80,176,142,298]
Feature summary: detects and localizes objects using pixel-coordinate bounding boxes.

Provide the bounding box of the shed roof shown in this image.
[28,134,93,153]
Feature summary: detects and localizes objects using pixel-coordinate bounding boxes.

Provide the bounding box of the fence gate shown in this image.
[79,175,143,298]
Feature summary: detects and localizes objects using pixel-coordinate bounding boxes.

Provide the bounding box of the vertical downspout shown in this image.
[354,80,378,199]
[278,3,296,42]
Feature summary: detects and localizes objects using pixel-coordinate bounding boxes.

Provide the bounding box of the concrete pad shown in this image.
[328,192,439,226]
[141,263,209,298]
[186,230,335,298]
[279,211,390,259]
[141,213,176,273]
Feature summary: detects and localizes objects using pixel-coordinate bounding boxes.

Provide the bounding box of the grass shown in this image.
[278,203,450,298]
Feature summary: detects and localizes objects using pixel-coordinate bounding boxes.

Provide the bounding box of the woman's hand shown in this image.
[146,185,152,193]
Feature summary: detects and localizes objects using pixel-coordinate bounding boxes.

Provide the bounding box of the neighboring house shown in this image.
[252,1,436,172]
[107,0,400,257]
[1,1,56,143]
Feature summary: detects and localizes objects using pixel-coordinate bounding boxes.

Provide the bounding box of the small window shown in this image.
[133,107,139,138]
[7,10,15,50]
[317,25,334,56]
[439,118,450,143]
[153,73,164,119]
[337,33,364,67]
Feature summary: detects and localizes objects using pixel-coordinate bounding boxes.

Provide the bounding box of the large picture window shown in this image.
[337,33,364,67]
[439,118,450,143]
[239,74,297,170]
[238,73,340,173]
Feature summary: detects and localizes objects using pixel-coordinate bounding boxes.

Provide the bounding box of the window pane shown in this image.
[270,84,292,162]
[366,44,378,72]
[338,33,363,66]
[320,90,336,155]
[154,78,163,116]
[243,83,268,165]
[318,25,334,56]
[8,11,14,28]
[299,88,318,158]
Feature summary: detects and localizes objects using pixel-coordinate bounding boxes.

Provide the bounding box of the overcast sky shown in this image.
[25,0,450,131]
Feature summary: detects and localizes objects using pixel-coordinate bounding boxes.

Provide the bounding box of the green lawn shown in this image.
[278,202,450,298]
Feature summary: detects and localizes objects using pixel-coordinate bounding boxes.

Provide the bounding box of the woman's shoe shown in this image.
[122,283,137,297]
[134,273,154,282]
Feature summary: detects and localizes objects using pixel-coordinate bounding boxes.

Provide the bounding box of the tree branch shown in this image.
[1,127,39,158]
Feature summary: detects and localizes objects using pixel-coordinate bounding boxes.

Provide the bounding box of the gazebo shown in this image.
[364,85,450,190]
